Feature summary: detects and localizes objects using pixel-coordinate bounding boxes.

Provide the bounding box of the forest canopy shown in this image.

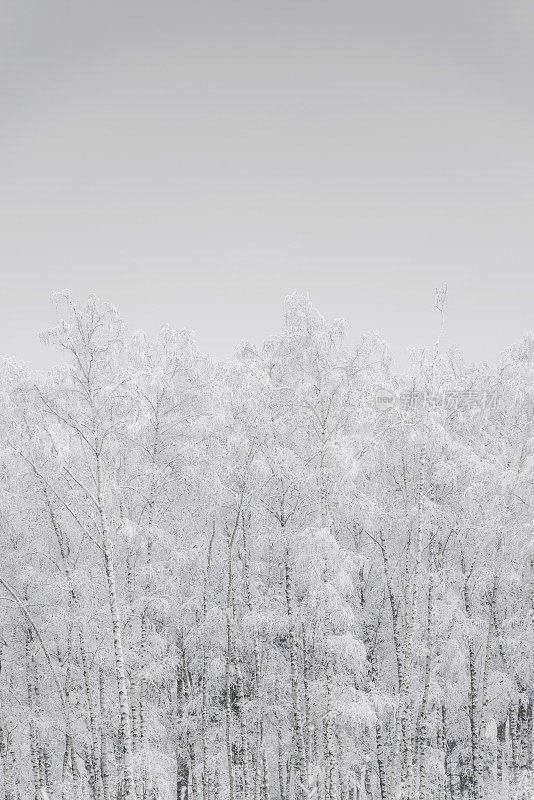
[0,292,532,800]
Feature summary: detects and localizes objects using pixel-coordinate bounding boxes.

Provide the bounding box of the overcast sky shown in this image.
[2,0,534,370]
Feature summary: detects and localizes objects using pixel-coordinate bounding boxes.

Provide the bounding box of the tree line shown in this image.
[0,292,532,800]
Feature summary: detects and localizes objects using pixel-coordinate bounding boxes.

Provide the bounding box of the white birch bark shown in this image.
[95,447,137,800]
[284,551,309,800]
[389,429,428,800]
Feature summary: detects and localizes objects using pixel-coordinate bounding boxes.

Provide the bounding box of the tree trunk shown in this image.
[284,553,309,800]
[95,448,137,800]
[418,531,434,800]
[389,432,427,800]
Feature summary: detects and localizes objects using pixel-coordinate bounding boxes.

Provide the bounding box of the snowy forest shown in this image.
[0,292,532,800]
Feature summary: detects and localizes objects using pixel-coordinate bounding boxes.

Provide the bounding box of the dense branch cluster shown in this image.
[0,293,532,800]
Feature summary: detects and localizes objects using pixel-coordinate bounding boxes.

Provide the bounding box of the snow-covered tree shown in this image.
[0,293,531,800]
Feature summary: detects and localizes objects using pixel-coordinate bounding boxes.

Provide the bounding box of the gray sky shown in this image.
[1,0,534,370]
